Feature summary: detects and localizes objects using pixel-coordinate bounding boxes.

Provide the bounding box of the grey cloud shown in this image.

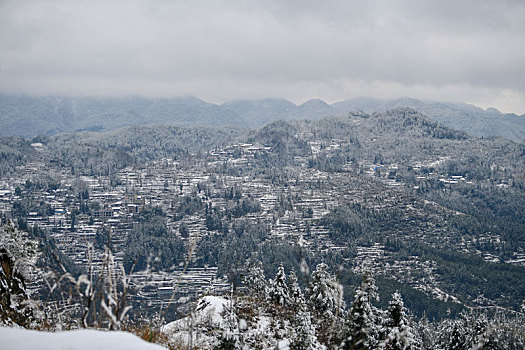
[1,0,524,113]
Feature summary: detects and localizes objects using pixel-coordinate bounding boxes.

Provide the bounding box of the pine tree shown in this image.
[461,311,489,350]
[415,314,435,350]
[217,285,244,350]
[382,292,418,350]
[290,310,322,350]
[307,263,346,346]
[488,313,525,350]
[244,261,268,301]
[288,269,306,312]
[438,319,466,350]
[269,264,290,307]
[342,272,381,350]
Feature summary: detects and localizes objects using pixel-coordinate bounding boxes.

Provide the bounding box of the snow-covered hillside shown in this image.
[0,327,166,350]
[162,293,323,350]
[162,295,230,348]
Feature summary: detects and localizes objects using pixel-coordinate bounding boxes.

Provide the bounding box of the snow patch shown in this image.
[0,326,166,350]
[162,295,229,333]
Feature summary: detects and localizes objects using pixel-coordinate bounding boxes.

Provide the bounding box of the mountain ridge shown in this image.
[1,94,523,142]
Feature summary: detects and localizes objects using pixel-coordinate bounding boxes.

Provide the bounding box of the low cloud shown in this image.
[1,0,524,113]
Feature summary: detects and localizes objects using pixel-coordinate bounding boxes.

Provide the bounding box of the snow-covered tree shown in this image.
[438,319,466,350]
[307,263,346,346]
[0,248,37,327]
[288,269,306,312]
[415,314,435,350]
[0,221,40,328]
[308,263,346,317]
[216,285,245,350]
[462,311,490,350]
[435,311,525,350]
[269,264,290,307]
[290,310,323,350]
[381,292,419,350]
[244,261,268,301]
[341,272,381,350]
[487,313,525,350]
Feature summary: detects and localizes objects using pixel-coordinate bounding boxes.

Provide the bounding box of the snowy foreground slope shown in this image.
[161,295,319,349]
[162,296,231,348]
[0,327,166,350]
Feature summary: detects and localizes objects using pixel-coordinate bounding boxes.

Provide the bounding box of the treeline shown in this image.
[195,262,525,349]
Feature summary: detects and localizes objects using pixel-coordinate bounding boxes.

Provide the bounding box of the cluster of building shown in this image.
[0,137,521,315]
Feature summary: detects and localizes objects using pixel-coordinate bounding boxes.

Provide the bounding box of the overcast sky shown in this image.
[1,0,524,113]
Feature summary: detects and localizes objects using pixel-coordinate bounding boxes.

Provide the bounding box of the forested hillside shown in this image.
[2,94,524,142]
[1,107,524,349]
[333,97,525,142]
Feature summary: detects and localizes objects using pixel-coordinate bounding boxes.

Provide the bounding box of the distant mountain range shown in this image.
[1,94,523,142]
[332,97,525,143]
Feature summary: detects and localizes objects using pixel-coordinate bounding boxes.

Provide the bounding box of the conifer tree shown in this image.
[244,261,268,301]
[269,264,290,307]
[307,263,345,346]
[290,310,322,350]
[382,292,418,350]
[415,314,435,350]
[342,272,381,350]
[438,319,466,350]
[288,269,305,312]
[462,311,489,350]
[217,285,244,350]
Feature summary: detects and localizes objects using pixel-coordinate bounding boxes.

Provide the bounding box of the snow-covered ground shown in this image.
[161,295,308,350]
[0,327,166,350]
[162,295,229,348]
